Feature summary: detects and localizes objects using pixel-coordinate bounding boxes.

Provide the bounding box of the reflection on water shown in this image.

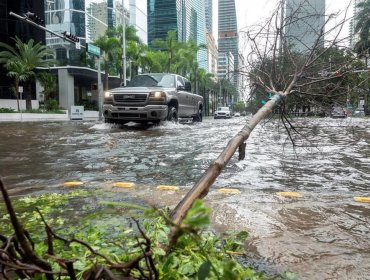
[0,117,369,279]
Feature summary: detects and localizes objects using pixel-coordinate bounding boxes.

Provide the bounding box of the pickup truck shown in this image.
[103,73,203,124]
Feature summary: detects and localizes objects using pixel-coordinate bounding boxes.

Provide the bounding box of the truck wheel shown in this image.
[167,106,178,122]
[193,109,203,122]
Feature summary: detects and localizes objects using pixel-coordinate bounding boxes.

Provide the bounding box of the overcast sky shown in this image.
[213,0,354,51]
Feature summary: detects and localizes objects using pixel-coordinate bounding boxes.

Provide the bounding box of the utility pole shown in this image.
[122,0,126,86]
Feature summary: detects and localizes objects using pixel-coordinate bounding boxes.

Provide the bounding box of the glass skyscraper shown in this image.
[285,0,326,53]
[218,0,238,85]
[44,0,148,60]
[147,0,206,69]
[205,0,212,33]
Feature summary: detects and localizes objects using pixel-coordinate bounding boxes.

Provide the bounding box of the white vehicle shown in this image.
[234,112,241,117]
[214,107,231,119]
[103,73,203,124]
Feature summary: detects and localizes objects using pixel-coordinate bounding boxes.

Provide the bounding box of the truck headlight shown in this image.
[149,91,166,101]
[104,91,112,98]
[104,91,113,104]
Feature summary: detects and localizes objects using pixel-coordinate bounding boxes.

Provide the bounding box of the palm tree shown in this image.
[0,36,54,110]
[1,61,32,111]
[127,41,152,77]
[102,25,141,84]
[94,35,121,90]
[145,50,167,73]
[152,30,183,73]
[38,72,57,104]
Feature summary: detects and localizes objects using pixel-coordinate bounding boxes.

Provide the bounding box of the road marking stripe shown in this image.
[112,182,135,188]
[63,181,84,187]
[217,188,241,194]
[354,196,370,203]
[157,185,179,191]
[276,191,302,198]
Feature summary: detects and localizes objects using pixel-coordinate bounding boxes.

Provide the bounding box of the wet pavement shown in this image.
[0,117,369,279]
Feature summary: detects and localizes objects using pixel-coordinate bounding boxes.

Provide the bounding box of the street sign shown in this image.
[87,43,100,56]
[70,106,84,120]
[75,41,81,50]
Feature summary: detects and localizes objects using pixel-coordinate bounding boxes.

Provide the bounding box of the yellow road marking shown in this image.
[112,182,135,188]
[157,185,179,191]
[217,188,241,194]
[63,181,84,187]
[354,196,370,203]
[276,191,302,198]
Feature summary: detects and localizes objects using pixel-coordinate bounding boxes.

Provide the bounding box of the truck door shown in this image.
[176,76,191,117]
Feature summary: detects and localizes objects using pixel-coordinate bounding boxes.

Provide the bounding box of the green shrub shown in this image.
[0,192,273,279]
[45,99,60,111]
[0,107,16,113]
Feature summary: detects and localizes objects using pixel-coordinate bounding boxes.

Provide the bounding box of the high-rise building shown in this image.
[218,51,234,81]
[206,32,218,76]
[205,0,212,34]
[284,0,326,53]
[218,0,238,85]
[147,0,207,69]
[129,0,148,44]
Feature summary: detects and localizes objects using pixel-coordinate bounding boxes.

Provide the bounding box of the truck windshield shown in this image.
[127,74,176,88]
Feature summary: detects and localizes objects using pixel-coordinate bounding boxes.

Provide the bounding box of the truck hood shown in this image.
[110,87,174,93]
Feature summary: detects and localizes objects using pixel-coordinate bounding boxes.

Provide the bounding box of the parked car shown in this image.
[103,73,203,124]
[234,112,241,117]
[330,106,347,118]
[214,107,232,119]
[353,108,365,117]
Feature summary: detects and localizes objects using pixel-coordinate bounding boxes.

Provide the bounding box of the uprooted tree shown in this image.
[169,0,356,241]
[0,0,361,279]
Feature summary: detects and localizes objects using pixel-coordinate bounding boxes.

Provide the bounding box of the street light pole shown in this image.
[122,0,126,86]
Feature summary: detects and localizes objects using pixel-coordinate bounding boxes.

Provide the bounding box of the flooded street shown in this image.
[0,117,369,279]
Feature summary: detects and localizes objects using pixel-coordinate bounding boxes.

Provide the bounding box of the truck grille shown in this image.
[113,94,147,103]
[112,112,147,118]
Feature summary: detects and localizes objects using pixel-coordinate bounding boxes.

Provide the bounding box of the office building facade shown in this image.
[129,0,148,44]
[218,0,238,85]
[284,0,326,53]
[205,0,212,34]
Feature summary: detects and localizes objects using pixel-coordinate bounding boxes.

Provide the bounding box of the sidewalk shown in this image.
[0,111,99,122]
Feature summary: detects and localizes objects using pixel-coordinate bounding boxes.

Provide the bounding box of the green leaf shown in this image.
[198,261,211,280]
[183,199,211,228]
[179,262,196,276]
[153,247,166,256]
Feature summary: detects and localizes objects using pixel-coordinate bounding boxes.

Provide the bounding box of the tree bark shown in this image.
[26,83,32,110]
[15,79,20,112]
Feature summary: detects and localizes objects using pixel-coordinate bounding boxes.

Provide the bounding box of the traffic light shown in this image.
[62,31,79,43]
[24,11,44,25]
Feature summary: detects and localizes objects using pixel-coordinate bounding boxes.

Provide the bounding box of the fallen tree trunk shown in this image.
[170,94,284,227]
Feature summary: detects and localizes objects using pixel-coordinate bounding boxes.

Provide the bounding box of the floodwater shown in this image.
[0,117,369,279]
